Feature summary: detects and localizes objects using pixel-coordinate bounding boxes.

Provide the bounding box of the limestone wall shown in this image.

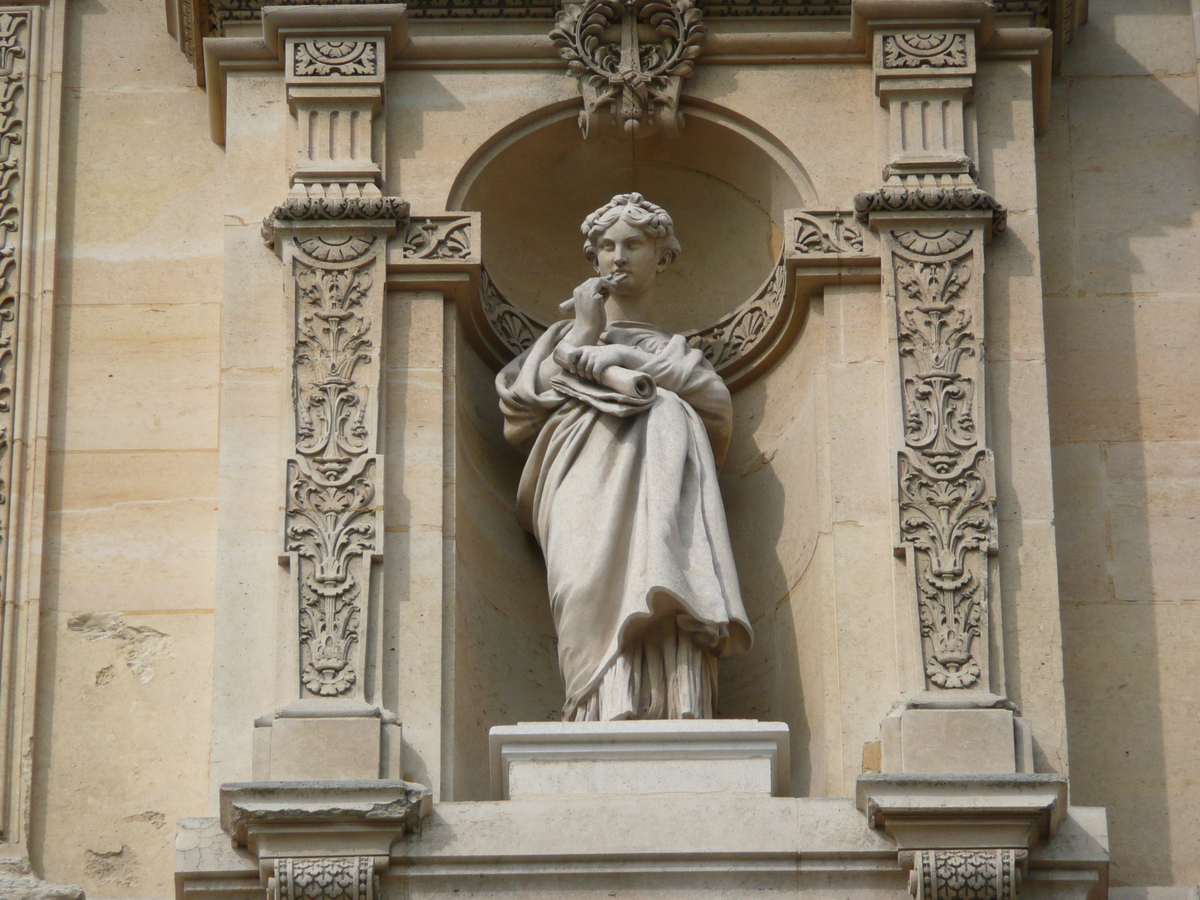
[1041,0,1200,888]
[34,0,222,893]
[19,0,1200,895]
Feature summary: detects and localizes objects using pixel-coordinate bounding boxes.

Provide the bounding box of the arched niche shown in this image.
[449,103,818,367]
[446,104,826,800]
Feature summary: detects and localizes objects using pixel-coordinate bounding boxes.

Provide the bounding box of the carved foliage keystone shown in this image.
[550,0,705,135]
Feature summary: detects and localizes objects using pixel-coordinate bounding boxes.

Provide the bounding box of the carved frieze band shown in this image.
[270,857,377,900]
[908,849,1027,900]
[881,220,999,692]
[549,0,706,135]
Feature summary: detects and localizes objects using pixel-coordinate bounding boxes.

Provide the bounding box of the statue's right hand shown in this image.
[563,276,609,322]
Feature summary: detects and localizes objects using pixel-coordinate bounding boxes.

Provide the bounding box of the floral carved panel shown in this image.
[279,226,393,700]
[885,225,998,693]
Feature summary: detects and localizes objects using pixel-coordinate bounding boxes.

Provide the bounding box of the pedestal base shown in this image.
[488,719,790,800]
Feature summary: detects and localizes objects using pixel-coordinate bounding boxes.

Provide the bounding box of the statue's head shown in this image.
[581,193,681,298]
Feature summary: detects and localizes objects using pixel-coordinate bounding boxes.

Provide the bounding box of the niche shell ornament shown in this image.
[550,0,706,137]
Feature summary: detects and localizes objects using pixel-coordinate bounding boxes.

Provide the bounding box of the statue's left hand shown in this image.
[569,343,636,382]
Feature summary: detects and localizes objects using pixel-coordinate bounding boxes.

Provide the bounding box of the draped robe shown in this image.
[496,319,752,720]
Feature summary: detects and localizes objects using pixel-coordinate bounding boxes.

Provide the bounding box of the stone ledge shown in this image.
[220,780,431,858]
[856,773,1070,850]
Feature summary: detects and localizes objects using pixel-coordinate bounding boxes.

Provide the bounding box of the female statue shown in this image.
[496,193,751,722]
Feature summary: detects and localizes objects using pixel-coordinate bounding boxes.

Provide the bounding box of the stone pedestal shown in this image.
[488,720,790,800]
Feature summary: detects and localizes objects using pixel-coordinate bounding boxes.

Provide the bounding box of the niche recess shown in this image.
[449,105,816,800]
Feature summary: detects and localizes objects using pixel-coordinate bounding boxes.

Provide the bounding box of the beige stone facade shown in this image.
[0,0,1191,898]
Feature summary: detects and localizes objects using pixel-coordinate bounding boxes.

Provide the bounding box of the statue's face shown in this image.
[593,218,664,297]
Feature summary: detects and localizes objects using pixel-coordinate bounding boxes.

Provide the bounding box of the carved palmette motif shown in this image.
[270,857,377,900]
[909,850,1026,900]
[688,256,787,370]
[286,236,382,697]
[890,229,996,691]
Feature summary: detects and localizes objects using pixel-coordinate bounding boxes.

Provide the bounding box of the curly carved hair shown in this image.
[581,193,682,268]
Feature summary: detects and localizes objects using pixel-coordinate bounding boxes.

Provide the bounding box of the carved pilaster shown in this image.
[0,0,70,862]
[252,4,410,782]
[854,0,1029,782]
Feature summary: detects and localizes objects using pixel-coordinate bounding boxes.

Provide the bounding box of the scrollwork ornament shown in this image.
[891,237,996,691]
[286,249,381,698]
[401,216,473,260]
[549,0,706,135]
[792,210,864,254]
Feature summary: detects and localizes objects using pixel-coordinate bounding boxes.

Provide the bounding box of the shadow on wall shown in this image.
[1039,0,1200,886]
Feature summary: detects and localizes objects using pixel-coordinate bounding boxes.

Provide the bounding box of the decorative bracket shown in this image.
[549,0,706,137]
[858,774,1067,900]
[221,782,429,900]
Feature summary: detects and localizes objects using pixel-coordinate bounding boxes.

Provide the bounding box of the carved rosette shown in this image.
[269,201,407,700]
[882,32,969,69]
[884,222,998,692]
[908,849,1027,900]
[550,0,705,136]
[294,40,379,76]
[270,857,377,900]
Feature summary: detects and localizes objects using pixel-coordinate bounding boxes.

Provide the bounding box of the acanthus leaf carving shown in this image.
[549,0,706,135]
[792,210,865,255]
[891,234,996,692]
[287,246,381,698]
[294,40,378,77]
[854,187,1006,234]
[0,11,26,604]
[401,216,474,260]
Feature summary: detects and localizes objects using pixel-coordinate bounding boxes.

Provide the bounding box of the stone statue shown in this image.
[496,193,752,722]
